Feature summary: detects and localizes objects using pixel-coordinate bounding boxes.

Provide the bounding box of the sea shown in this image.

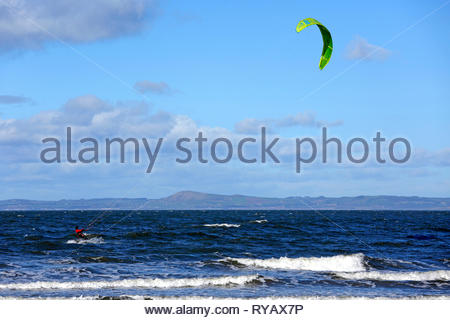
[0,210,448,299]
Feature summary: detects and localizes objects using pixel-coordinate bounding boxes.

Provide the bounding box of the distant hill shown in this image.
[0,191,449,210]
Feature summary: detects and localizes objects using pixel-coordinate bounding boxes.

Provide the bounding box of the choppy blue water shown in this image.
[0,210,448,299]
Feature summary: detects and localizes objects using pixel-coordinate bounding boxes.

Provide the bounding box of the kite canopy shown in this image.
[296,18,333,70]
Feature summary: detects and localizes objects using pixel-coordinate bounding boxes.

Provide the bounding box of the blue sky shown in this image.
[0,0,449,200]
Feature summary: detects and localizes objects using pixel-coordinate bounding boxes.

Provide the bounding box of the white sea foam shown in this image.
[66,237,104,244]
[250,219,268,224]
[223,253,366,272]
[334,270,450,282]
[203,224,240,228]
[0,275,262,291]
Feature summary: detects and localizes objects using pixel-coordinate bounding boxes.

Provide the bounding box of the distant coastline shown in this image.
[1,191,449,210]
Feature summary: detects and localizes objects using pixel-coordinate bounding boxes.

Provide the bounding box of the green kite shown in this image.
[296,18,333,70]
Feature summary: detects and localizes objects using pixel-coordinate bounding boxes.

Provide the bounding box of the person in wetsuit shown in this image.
[75,226,86,239]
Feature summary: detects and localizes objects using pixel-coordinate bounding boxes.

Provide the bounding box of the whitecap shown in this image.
[222,253,366,272]
[0,275,263,290]
[203,224,240,228]
[334,270,450,282]
[67,237,104,244]
[250,219,268,224]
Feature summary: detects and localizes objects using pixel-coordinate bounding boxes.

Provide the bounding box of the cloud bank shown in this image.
[0,95,448,199]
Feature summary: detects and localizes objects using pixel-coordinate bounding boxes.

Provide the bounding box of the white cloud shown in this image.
[276,112,320,127]
[0,94,31,104]
[234,112,343,134]
[134,80,173,95]
[345,36,390,61]
[234,118,271,134]
[0,94,175,148]
[0,0,158,51]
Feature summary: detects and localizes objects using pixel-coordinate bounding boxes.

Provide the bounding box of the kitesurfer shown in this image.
[75,226,86,239]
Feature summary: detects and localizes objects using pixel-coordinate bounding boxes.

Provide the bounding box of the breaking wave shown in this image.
[334,270,450,282]
[222,253,366,272]
[203,224,240,228]
[250,220,268,224]
[66,237,104,244]
[0,275,264,291]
